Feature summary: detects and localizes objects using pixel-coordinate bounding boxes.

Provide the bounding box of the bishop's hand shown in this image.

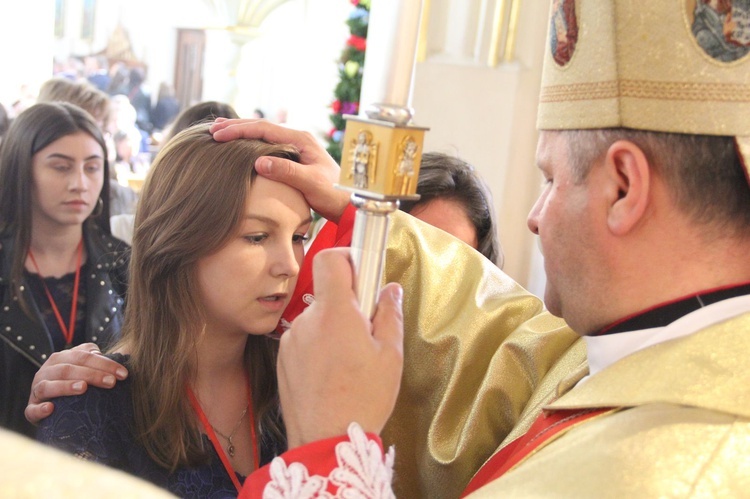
[277,247,404,448]
[210,119,350,223]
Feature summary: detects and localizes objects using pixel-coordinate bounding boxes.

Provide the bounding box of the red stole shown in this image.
[461,407,614,497]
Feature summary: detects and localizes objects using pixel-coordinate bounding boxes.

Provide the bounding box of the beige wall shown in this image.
[413,0,548,292]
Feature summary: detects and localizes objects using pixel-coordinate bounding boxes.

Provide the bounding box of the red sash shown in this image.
[462,407,613,497]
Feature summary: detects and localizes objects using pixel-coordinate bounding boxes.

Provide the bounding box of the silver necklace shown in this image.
[211,406,249,458]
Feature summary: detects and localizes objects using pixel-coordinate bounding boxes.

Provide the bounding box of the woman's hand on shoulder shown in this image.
[25,343,128,424]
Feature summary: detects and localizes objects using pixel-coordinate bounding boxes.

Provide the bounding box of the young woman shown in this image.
[37,77,140,218]
[0,102,127,438]
[38,123,312,497]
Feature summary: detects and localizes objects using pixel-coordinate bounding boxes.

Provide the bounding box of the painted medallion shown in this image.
[689,0,750,62]
[550,0,579,66]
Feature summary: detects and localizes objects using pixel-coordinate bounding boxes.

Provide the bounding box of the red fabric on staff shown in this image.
[274,204,357,336]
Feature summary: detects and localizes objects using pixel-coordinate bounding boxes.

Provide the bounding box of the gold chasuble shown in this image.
[466,313,750,497]
[380,212,584,498]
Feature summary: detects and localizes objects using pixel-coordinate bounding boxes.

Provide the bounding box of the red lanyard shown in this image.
[27,238,84,348]
[187,375,259,494]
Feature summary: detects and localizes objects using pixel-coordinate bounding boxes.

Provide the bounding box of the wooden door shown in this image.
[174,29,205,108]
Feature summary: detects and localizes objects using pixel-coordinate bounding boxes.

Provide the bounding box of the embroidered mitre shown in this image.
[537,0,750,171]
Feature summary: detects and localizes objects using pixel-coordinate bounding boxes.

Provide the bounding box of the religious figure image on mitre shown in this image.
[690,0,750,62]
[349,130,378,189]
[550,0,579,66]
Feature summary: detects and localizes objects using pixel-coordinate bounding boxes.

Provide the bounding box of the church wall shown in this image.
[0,1,55,112]
[413,0,548,293]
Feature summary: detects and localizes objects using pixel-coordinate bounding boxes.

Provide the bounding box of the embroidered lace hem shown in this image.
[263,422,395,498]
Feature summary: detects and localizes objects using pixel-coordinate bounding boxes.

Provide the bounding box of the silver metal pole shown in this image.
[337,0,427,317]
[349,195,400,318]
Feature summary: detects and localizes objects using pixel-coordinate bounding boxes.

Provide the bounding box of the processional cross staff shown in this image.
[338,0,429,318]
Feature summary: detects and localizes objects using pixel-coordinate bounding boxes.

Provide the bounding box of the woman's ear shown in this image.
[604,140,651,236]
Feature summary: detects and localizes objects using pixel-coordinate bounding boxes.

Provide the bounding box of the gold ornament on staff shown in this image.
[337,0,429,319]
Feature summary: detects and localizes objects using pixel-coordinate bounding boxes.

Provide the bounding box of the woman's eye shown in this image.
[52,164,69,172]
[293,234,310,245]
[85,164,102,173]
[244,234,267,244]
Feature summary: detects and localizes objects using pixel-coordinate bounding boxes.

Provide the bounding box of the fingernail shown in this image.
[103,375,115,387]
[116,367,128,379]
[256,158,273,174]
[42,403,53,415]
[393,285,403,307]
[72,381,84,392]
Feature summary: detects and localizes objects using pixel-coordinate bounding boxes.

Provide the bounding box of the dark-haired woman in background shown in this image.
[0,102,128,438]
[161,100,240,144]
[400,152,504,268]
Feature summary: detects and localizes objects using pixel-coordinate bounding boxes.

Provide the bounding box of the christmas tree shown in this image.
[326,0,370,164]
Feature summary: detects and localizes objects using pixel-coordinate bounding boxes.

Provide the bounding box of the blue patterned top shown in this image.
[37,354,285,498]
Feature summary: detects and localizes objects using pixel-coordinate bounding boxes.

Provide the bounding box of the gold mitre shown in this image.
[537,0,750,167]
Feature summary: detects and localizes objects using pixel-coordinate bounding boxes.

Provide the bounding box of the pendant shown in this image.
[228,441,235,458]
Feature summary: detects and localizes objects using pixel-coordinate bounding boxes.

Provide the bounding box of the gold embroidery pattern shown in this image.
[541,79,750,102]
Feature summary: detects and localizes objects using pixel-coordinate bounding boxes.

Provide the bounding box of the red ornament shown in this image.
[332,100,342,113]
[328,127,337,138]
[347,35,367,51]
[350,0,359,5]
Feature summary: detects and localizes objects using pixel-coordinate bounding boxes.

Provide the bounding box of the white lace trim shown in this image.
[263,423,395,499]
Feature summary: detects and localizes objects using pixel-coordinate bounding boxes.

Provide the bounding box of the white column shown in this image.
[359,0,424,110]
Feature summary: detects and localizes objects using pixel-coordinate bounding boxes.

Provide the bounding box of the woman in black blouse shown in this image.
[0,102,128,438]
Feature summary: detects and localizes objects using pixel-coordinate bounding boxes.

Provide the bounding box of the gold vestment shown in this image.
[468,312,750,497]
[381,212,583,498]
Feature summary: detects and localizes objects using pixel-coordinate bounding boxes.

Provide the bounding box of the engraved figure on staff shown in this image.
[352,130,375,189]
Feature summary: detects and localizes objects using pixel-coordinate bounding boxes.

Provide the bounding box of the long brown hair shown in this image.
[114,123,299,470]
[0,102,111,316]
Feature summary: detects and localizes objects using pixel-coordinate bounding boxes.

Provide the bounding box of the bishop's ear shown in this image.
[604,140,651,236]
